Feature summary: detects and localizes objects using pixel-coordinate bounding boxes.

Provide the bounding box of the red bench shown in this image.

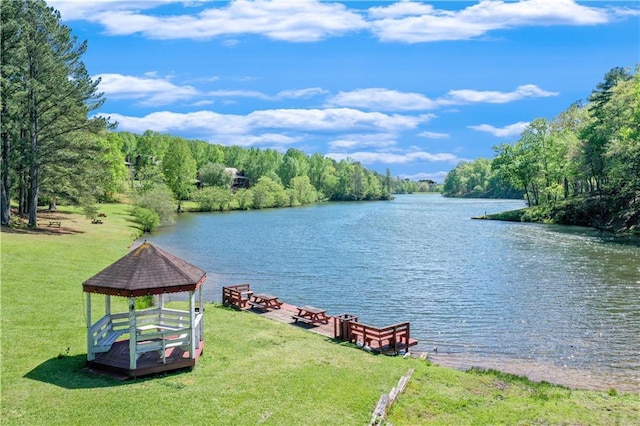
[345,321,418,354]
[222,284,253,309]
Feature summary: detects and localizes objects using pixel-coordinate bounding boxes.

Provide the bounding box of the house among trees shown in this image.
[225,167,250,189]
[83,242,206,378]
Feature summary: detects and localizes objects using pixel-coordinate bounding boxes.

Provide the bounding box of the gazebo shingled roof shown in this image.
[83,242,206,297]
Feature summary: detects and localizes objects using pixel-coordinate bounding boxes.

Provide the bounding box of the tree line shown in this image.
[0,1,441,230]
[443,66,639,230]
[108,130,441,230]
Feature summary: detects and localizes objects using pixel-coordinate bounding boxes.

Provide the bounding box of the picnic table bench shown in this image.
[248,294,282,311]
[48,220,61,227]
[222,284,253,309]
[292,305,330,325]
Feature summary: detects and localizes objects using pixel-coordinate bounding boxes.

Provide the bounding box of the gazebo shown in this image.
[83,242,206,377]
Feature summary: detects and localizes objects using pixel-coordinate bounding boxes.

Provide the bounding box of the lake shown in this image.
[142,194,640,392]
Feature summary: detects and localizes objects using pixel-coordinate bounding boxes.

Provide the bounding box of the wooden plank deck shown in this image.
[87,339,204,378]
[248,302,336,338]
[245,301,419,355]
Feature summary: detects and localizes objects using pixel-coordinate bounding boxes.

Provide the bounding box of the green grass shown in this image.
[2,204,639,425]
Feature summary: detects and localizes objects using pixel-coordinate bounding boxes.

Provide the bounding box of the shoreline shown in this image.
[427,353,639,394]
[239,298,640,394]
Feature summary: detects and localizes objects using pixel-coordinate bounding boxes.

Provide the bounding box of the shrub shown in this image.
[134,184,176,225]
[132,206,160,232]
[193,187,232,211]
[234,188,253,210]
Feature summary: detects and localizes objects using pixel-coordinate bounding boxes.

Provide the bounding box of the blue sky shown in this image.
[50,0,639,182]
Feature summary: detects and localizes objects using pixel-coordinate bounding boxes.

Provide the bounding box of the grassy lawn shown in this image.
[2,204,638,425]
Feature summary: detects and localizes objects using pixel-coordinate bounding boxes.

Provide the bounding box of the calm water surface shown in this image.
[143,194,640,391]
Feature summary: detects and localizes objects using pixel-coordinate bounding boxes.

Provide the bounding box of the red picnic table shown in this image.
[292,305,330,325]
[248,294,283,311]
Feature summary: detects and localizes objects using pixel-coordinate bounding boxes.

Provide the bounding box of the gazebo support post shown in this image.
[189,290,196,359]
[86,293,94,361]
[105,294,111,316]
[198,286,204,348]
[128,297,137,370]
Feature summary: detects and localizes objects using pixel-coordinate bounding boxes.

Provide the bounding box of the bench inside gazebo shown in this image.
[83,242,206,378]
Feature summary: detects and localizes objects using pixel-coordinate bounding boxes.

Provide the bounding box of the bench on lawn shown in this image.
[222,284,253,309]
[48,221,61,227]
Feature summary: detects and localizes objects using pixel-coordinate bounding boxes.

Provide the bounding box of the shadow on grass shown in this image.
[24,355,128,389]
[25,354,195,389]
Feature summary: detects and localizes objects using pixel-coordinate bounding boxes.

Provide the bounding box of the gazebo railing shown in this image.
[88,307,203,361]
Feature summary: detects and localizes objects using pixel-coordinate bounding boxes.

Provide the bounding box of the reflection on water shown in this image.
[143,194,640,392]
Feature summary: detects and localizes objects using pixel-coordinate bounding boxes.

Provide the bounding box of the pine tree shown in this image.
[0,0,106,227]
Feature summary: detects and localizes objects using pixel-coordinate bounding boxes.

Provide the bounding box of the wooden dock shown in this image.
[222,285,419,356]
[249,301,337,339]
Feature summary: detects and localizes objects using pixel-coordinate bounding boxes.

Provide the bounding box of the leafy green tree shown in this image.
[334,160,356,200]
[602,69,640,208]
[199,162,232,189]
[289,175,318,205]
[162,137,196,212]
[244,148,282,185]
[189,140,209,169]
[205,144,225,165]
[279,148,309,186]
[252,176,286,209]
[279,154,301,187]
[96,132,128,201]
[222,145,246,170]
[136,164,165,192]
[308,153,336,199]
[136,130,168,169]
[365,170,384,200]
[580,67,633,193]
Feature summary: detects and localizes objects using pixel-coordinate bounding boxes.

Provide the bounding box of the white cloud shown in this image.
[327,88,438,111]
[277,87,328,99]
[51,0,636,43]
[75,0,367,41]
[468,121,530,138]
[246,108,429,132]
[226,133,302,147]
[99,107,429,137]
[368,1,437,19]
[326,150,460,165]
[207,89,273,100]
[328,133,398,150]
[439,84,558,105]
[96,73,199,105]
[48,0,176,21]
[206,87,326,101]
[401,170,449,183]
[419,131,449,139]
[327,85,557,112]
[368,0,620,43]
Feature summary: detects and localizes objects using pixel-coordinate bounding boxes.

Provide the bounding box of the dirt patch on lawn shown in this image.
[1,210,84,235]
